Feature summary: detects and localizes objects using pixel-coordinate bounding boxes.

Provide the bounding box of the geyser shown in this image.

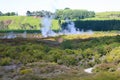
[40,0,94,37]
[40,17,94,37]
[41,16,57,37]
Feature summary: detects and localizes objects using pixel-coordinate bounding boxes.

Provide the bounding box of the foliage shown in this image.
[19,68,33,75]
[26,10,53,17]
[1,12,120,31]
[0,33,120,80]
[61,40,73,49]
[0,11,17,16]
[93,63,117,72]
[55,9,95,20]
[81,72,120,80]
[105,47,120,63]
[0,16,59,30]
[0,57,12,66]
[96,11,120,18]
[17,74,47,80]
[0,34,119,67]
[73,20,120,31]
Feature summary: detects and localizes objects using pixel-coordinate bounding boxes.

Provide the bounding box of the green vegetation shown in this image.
[83,11,120,20]
[96,11,120,18]
[0,57,11,66]
[19,68,33,75]
[0,11,120,32]
[0,34,119,66]
[0,11,120,80]
[0,16,59,31]
[105,47,120,63]
[74,20,120,31]
[0,11,17,16]
[80,72,120,80]
[0,32,119,80]
[0,16,39,30]
[55,8,95,20]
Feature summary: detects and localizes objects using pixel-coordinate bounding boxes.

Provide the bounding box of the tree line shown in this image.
[0,11,18,16]
[26,8,95,20]
[55,8,95,20]
[26,10,53,17]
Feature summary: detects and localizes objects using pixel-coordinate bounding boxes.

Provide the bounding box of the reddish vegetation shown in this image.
[3,20,12,26]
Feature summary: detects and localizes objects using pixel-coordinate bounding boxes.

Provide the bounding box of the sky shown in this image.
[0,0,120,15]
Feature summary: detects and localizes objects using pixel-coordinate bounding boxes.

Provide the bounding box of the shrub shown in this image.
[93,63,117,72]
[33,51,44,60]
[65,49,75,54]
[0,57,12,66]
[19,68,33,75]
[105,47,120,63]
[82,48,93,58]
[19,52,36,64]
[61,40,73,49]
[45,49,63,62]
[81,72,120,80]
[61,55,78,65]
[17,74,47,80]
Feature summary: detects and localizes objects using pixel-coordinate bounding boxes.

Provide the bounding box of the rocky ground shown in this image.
[0,61,91,80]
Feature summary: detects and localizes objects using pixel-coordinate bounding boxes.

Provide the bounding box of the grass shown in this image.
[83,11,120,20]
[0,16,60,30]
[62,31,119,40]
[1,12,120,31]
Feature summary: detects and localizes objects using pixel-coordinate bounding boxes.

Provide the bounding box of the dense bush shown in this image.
[0,57,12,66]
[58,20,120,31]
[19,68,33,75]
[55,9,95,20]
[0,35,119,67]
[105,47,120,63]
[74,20,120,31]
[93,63,117,72]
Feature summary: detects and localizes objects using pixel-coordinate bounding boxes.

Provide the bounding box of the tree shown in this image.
[11,12,16,16]
[26,11,31,16]
[5,12,10,16]
[64,7,70,10]
[55,9,95,20]
[0,11,2,16]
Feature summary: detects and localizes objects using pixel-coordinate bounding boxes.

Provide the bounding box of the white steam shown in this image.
[40,17,94,37]
[0,31,27,39]
[3,32,16,39]
[40,0,93,37]
[41,16,57,37]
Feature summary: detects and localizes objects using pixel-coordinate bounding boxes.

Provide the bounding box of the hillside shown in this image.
[0,16,59,31]
[96,11,120,18]
[0,11,120,31]
[84,11,120,20]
